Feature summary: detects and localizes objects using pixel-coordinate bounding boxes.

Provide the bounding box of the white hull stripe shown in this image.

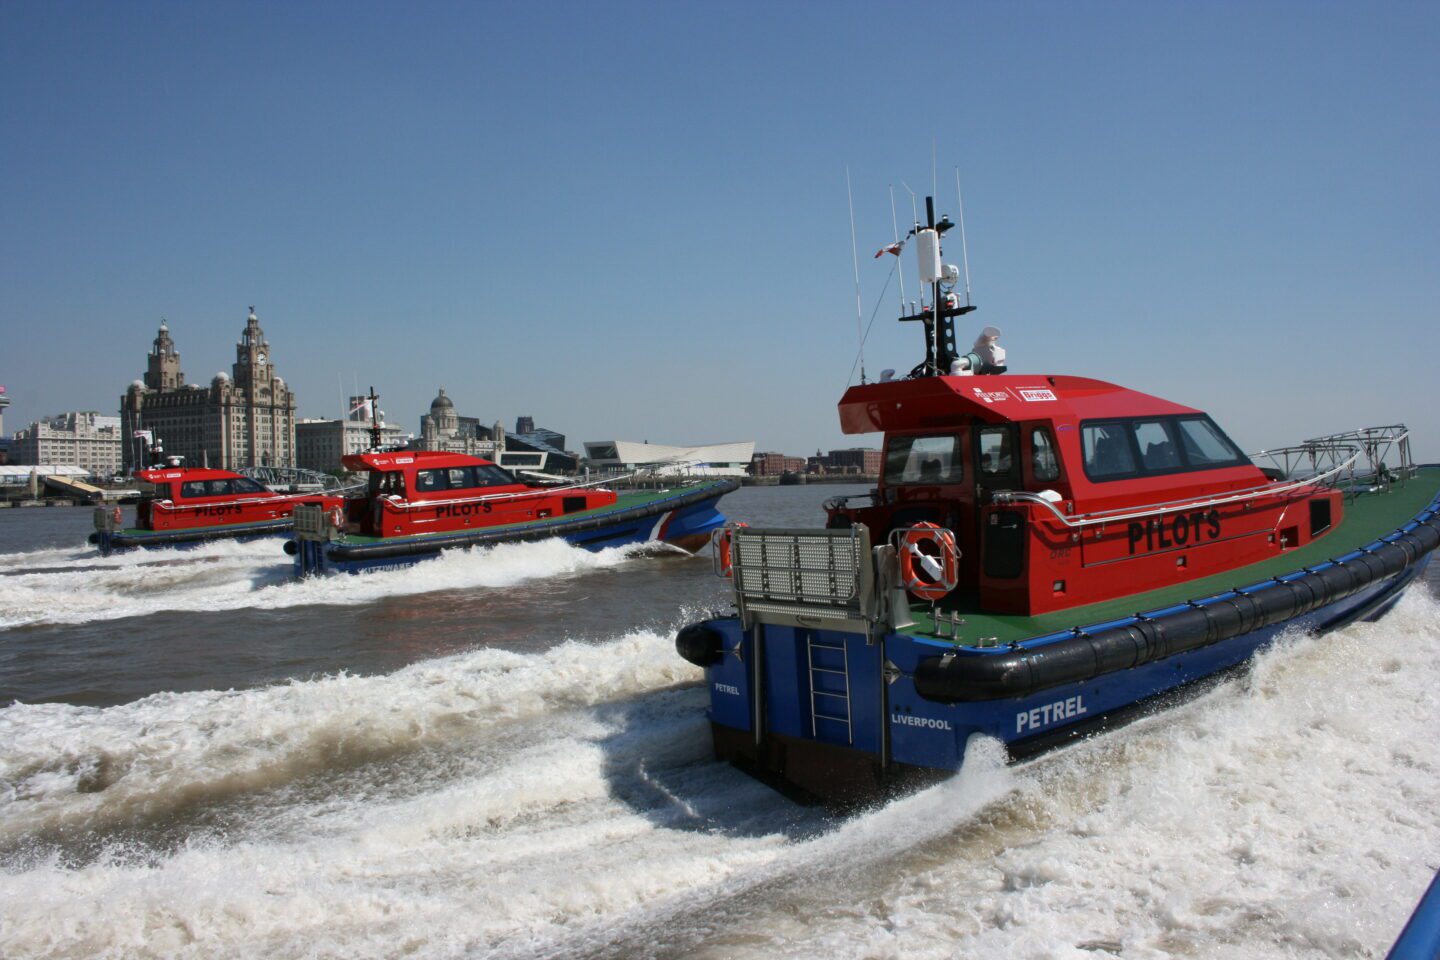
[648,510,674,542]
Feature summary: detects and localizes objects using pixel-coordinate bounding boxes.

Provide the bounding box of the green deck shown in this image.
[333,487,701,545]
[905,467,1440,646]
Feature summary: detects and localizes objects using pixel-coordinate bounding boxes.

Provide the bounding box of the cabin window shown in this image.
[885,434,964,486]
[1132,420,1182,472]
[231,478,267,494]
[977,428,1015,478]
[1082,415,1249,481]
[1030,427,1061,482]
[474,465,519,487]
[1082,422,1138,479]
[414,469,449,492]
[369,471,406,497]
[445,468,472,489]
[181,479,236,497]
[1174,416,1246,467]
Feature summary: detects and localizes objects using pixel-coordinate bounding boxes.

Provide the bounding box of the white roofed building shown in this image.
[582,440,755,478]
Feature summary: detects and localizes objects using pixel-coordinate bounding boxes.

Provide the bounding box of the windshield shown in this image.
[884,434,964,486]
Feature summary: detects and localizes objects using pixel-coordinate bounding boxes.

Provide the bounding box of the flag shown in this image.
[349,398,374,419]
[133,429,154,443]
[874,239,906,258]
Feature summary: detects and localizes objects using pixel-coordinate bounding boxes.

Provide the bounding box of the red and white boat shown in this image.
[91,462,342,555]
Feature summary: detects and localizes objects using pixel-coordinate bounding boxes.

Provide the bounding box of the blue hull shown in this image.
[292,481,736,577]
[691,491,1440,801]
[91,521,293,557]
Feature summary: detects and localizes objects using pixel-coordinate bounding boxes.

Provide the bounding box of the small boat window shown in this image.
[181,479,240,498]
[1031,426,1061,482]
[230,478,267,494]
[1175,416,1246,466]
[369,471,407,497]
[1082,421,1138,479]
[1132,420,1182,472]
[414,469,449,493]
[977,427,1014,477]
[885,434,964,485]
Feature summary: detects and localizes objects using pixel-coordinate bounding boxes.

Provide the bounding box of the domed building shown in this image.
[119,308,297,471]
[416,388,503,457]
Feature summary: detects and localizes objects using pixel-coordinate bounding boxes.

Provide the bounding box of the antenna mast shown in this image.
[367,385,382,451]
[846,165,866,384]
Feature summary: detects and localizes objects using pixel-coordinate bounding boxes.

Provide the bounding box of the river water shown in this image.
[1,484,1437,959]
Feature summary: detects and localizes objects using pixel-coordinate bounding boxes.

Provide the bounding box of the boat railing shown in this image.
[1278,423,1411,489]
[994,446,1363,529]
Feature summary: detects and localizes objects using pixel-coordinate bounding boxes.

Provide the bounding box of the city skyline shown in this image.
[2,3,1437,458]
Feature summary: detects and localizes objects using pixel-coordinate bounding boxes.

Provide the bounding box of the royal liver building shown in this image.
[120,308,297,471]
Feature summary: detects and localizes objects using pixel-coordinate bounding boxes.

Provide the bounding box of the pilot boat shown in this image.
[287,449,737,575]
[90,461,342,556]
[675,196,1439,802]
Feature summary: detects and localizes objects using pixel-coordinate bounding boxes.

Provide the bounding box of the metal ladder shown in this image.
[807,635,853,744]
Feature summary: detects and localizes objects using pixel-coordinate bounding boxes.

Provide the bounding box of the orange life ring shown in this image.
[716,522,748,578]
[329,506,345,529]
[111,506,123,525]
[899,522,959,601]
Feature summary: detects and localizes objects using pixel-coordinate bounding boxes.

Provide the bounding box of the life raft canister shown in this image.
[899,522,959,601]
[715,522,749,577]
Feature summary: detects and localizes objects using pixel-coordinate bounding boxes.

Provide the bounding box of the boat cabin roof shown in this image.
[342,450,499,474]
[838,374,1198,434]
[136,467,245,484]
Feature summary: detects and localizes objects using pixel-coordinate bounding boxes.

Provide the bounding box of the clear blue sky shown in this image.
[3,1,1437,458]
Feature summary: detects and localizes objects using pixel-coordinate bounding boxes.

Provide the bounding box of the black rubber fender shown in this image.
[676,622,724,667]
[912,511,1440,704]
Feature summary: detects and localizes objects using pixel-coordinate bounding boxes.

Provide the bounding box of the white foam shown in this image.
[0,536,656,628]
[1,589,1437,959]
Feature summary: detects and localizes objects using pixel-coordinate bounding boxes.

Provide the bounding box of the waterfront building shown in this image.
[515,415,535,435]
[119,310,297,471]
[749,451,807,476]
[584,440,755,478]
[10,411,123,476]
[295,419,405,474]
[416,388,504,458]
[826,447,883,474]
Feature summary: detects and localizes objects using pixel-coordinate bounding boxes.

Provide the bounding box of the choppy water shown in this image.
[1,485,1437,959]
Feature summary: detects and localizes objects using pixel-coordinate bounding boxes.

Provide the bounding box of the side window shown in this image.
[977,427,1014,477]
[181,481,208,498]
[1132,420,1181,472]
[446,468,473,489]
[475,465,519,487]
[207,479,234,496]
[1031,427,1061,482]
[1175,417,1245,466]
[231,478,267,494]
[414,470,447,493]
[1082,421,1137,479]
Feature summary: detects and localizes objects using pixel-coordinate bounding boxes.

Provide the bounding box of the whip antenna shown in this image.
[846,165,867,384]
[889,184,907,313]
[954,166,972,306]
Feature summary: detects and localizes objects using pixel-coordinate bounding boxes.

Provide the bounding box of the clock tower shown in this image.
[224,306,297,468]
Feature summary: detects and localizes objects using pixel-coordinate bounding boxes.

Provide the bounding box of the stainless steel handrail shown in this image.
[994,448,1362,529]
